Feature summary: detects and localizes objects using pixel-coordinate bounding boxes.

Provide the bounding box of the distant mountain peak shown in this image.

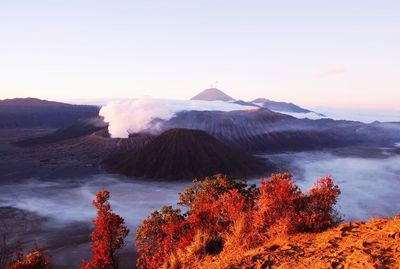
[191,88,235,101]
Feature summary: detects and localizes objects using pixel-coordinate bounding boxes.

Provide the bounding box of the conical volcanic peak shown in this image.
[191,88,235,101]
[103,128,272,180]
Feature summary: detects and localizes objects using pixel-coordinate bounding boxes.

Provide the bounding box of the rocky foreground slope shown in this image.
[198,216,400,269]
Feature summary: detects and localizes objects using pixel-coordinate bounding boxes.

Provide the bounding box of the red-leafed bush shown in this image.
[136,174,255,269]
[181,175,254,235]
[304,176,341,232]
[91,190,129,269]
[254,173,305,235]
[254,173,341,236]
[80,190,129,269]
[136,173,341,269]
[136,206,188,269]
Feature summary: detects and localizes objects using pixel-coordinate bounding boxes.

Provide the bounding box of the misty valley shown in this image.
[0,90,399,268]
[1,154,399,267]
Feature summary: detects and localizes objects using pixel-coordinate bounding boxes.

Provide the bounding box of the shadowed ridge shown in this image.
[14,117,107,147]
[103,128,273,180]
[252,97,314,114]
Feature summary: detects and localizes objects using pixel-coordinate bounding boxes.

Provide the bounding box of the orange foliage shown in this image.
[6,248,51,269]
[136,175,254,269]
[180,175,255,235]
[254,173,305,235]
[136,206,188,269]
[136,173,342,269]
[305,176,341,232]
[89,190,129,269]
[254,173,341,236]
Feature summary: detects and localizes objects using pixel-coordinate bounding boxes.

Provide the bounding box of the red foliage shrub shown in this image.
[218,189,247,223]
[254,173,341,235]
[136,206,188,269]
[136,175,255,269]
[136,173,341,269]
[90,190,129,269]
[180,174,255,234]
[6,248,51,269]
[254,173,305,235]
[186,187,248,235]
[304,176,341,232]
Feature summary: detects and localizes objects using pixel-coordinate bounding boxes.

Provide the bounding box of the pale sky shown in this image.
[1,0,399,109]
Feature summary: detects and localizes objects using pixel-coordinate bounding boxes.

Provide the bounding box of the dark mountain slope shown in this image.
[160,109,296,140]
[103,129,272,180]
[252,97,324,115]
[14,117,107,147]
[157,109,398,153]
[0,98,99,128]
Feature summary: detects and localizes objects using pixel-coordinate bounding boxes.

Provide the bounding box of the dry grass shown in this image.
[196,216,400,269]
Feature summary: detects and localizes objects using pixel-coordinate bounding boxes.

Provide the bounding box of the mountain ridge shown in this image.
[0,97,100,128]
[0,97,83,107]
[252,97,313,113]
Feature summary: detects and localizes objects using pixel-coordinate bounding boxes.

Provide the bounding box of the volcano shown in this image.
[191,88,235,101]
[103,128,272,180]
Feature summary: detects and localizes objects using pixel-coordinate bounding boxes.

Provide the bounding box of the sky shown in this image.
[0,0,399,109]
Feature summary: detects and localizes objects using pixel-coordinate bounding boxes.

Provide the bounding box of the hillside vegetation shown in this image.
[135,173,399,269]
[136,173,343,268]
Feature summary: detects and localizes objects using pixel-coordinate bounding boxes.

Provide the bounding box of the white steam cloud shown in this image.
[99,97,254,138]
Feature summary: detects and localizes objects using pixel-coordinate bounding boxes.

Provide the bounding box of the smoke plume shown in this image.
[99,97,254,138]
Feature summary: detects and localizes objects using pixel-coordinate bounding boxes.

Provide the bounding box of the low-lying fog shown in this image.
[266,151,400,220]
[0,176,193,266]
[0,176,187,226]
[0,148,399,267]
